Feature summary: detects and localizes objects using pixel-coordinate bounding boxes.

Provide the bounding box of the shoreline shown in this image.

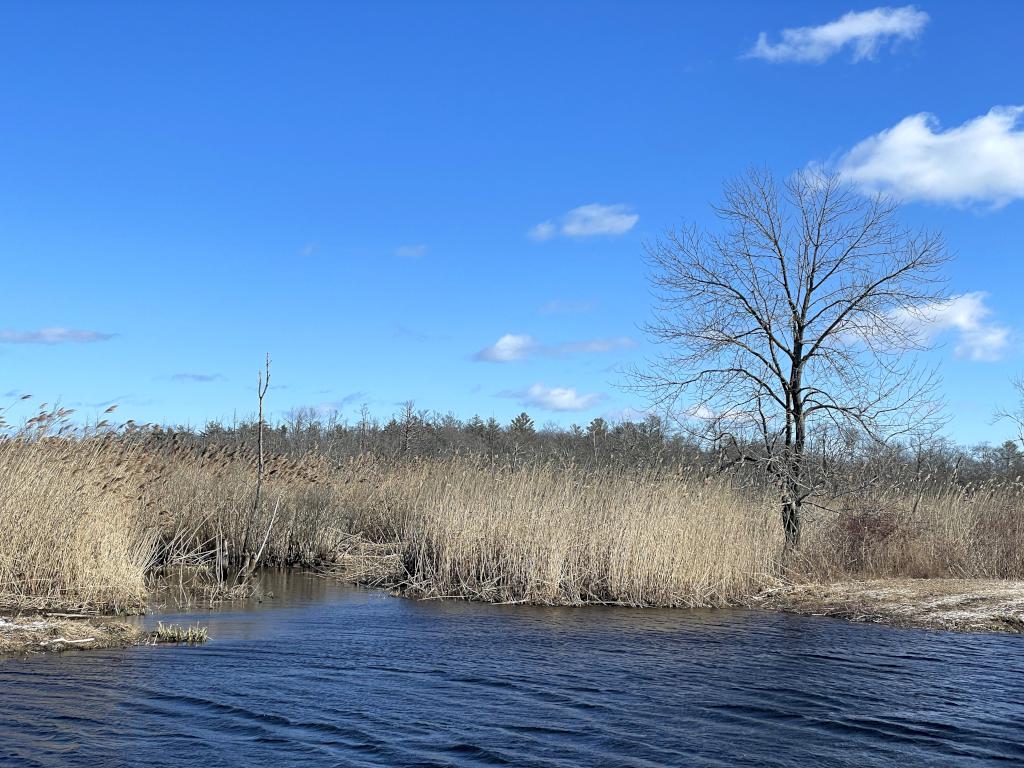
[0,615,145,656]
[5,577,1023,656]
[753,578,1024,634]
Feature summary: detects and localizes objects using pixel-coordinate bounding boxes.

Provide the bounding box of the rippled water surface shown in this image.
[2,572,1023,767]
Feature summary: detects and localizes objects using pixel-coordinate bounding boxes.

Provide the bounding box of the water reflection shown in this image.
[2,571,1022,767]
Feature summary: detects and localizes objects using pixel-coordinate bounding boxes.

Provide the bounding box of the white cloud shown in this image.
[677,403,763,429]
[527,222,557,241]
[898,292,1010,362]
[395,244,428,258]
[748,6,928,63]
[521,383,604,412]
[473,334,635,362]
[685,404,719,421]
[603,406,650,423]
[837,106,1024,206]
[562,204,639,236]
[528,203,638,240]
[0,328,114,344]
[474,334,537,362]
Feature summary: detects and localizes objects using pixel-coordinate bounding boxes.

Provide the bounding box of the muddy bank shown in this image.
[755,579,1024,633]
[7,577,1024,657]
[0,615,145,656]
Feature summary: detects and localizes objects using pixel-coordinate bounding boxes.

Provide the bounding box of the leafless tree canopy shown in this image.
[638,168,950,547]
[995,377,1024,451]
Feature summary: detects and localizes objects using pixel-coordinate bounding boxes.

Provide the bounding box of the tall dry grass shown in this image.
[139,438,378,572]
[0,435,155,612]
[3,429,1024,614]
[345,461,780,606]
[800,479,1024,581]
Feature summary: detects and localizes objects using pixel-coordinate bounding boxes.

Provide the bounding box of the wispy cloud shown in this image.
[473,334,635,362]
[300,242,318,257]
[529,203,638,241]
[168,373,224,383]
[70,394,154,408]
[896,292,1010,362]
[559,337,636,355]
[747,6,928,63]
[336,390,369,407]
[502,383,605,412]
[538,300,596,315]
[527,222,557,241]
[836,106,1024,207]
[474,334,536,362]
[0,328,115,344]
[395,244,428,258]
[312,391,369,414]
[290,391,369,419]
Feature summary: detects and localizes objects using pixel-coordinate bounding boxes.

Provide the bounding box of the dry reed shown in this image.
[347,461,780,606]
[0,433,155,613]
[3,426,1024,614]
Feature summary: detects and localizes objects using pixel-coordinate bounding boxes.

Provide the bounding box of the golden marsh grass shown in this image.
[2,428,1024,614]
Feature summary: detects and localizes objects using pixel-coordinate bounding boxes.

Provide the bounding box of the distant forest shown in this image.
[155,403,1024,488]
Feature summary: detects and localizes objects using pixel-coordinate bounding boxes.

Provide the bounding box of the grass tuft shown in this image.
[152,621,209,644]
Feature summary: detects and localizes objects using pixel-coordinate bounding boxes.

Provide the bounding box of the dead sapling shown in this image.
[236,354,279,585]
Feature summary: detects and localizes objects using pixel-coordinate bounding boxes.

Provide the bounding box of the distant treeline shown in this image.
[157,403,1024,488]
[172,405,689,471]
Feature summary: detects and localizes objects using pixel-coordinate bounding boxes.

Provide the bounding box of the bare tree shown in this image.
[253,353,270,518]
[239,354,272,582]
[638,169,949,549]
[994,377,1024,452]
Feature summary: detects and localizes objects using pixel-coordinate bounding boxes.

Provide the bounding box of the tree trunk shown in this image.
[786,357,806,551]
[781,496,801,550]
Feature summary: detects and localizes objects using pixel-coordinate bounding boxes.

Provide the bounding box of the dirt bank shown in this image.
[0,615,145,656]
[755,579,1024,633]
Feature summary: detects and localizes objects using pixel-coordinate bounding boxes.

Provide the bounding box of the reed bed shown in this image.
[0,434,155,613]
[2,429,1024,614]
[349,461,780,606]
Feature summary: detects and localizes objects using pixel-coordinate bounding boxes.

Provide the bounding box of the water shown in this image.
[1,572,1023,767]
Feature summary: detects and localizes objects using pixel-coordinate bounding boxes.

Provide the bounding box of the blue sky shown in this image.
[1,1,1022,444]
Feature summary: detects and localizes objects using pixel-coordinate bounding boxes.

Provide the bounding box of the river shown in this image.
[1,571,1022,766]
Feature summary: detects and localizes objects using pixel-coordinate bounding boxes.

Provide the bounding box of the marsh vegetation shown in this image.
[152,621,209,645]
[1,402,1023,625]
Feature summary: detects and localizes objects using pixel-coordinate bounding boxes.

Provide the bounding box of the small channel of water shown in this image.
[1,571,1022,767]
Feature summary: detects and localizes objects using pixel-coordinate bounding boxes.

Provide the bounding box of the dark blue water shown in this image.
[1,572,1023,767]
